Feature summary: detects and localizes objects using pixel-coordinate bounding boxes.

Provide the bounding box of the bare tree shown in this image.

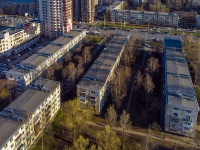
[111,70,127,108]
[46,67,54,79]
[143,73,155,109]
[105,105,117,129]
[146,57,160,78]
[144,122,160,150]
[119,110,132,150]
[134,71,143,90]
[82,46,92,67]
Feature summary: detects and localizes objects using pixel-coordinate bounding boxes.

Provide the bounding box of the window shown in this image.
[185,115,191,120]
[90,96,95,101]
[80,88,86,93]
[184,127,189,131]
[91,101,96,105]
[10,74,13,78]
[186,110,192,114]
[90,90,95,95]
[174,107,178,111]
[80,99,85,103]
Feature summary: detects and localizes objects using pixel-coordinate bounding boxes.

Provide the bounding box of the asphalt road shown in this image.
[87,28,183,42]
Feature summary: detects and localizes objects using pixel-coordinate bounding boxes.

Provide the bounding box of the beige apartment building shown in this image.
[163,38,199,137]
[39,0,73,38]
[6,30,86,94]
[81,0,95,23]
[0,20,41,57]
[0,79,60,150]
[0,28,29,57]
[77,34,129,114]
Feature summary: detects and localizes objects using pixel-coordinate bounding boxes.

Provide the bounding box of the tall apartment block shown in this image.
[0,79,60,150]
[81,0,95,23]
[77,34,129,114]
[6,30,86,94]
[38,0,73,38]
[163,37,199,137]
[73,0,81,21]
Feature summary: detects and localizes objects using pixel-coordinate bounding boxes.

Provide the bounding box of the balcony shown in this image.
[183,118,192,122]
[170,113,179,121]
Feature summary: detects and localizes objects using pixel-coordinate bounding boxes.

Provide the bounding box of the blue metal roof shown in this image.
[164,37,182,48]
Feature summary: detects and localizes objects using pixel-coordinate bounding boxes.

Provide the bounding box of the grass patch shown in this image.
[97,22,146,30]
[85,35,103,43]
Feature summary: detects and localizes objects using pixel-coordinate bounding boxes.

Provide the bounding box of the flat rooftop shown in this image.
[78,34,128,91]
[0,79,60,148]
[109,1,123,10]
[8,30,85,74]
[164,37,199,109]
[38,30,83,55]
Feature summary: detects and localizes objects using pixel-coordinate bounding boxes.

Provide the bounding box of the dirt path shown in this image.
[88,121,200,149]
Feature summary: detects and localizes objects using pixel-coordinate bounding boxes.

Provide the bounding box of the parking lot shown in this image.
[0,38,52,78]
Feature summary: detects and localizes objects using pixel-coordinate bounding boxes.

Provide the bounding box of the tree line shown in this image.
[110,36,140,110]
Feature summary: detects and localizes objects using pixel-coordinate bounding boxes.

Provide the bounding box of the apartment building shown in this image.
[196,15,200,28]
[163,37,199,137]
[81,0,95,23]
[77,34,129,115]
[38,0,73,38]
[0,0,37,16]
[23,20,41,35]
[73,0,81,21]
[191,0,200,7]
[133,0,143,5]
[0,79,60,150]
[6,30,86,93]
[0,19,41,57]
[109,2,179,26]
[0,27,29,57]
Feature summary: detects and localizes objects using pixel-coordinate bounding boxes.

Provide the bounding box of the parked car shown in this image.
[1,70,7,75]
[7,59,11,62]
[0,63,6,67]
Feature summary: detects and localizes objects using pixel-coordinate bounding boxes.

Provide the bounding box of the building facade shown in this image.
[196,15,200,28]
[0,79,60,150]
[6,30,86,94]
[133,0,143,5]
[0,20,41,57]
[0,0,37,17]
[0,28,29,57]
[163,37,199,137]
[77,34,129,115]
[109,1,179,26]
[38,0,73,38]
[81,0,95,23]
[73,0,81,21]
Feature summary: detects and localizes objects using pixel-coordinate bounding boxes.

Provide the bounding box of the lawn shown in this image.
[96,22,148,30]
[85,35,103,43]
